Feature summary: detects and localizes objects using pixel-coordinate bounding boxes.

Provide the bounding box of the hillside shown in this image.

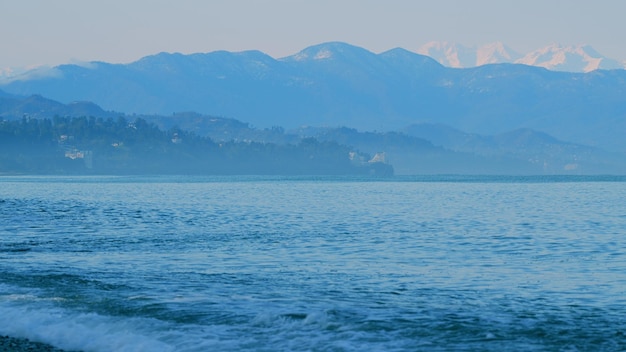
[0,115,392,176]
[2,42,626,155]
[2,94,625,175]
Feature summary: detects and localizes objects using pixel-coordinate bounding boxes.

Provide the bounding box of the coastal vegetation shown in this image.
[2,93,626,175]
[0,116,392,175]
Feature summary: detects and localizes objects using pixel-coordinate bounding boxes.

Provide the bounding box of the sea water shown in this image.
[1,175,625,351]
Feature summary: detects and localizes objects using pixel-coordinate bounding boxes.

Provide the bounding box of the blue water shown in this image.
[1,176,626,351]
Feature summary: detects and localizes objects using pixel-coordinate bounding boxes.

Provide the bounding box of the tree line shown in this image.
[0,116,392,176]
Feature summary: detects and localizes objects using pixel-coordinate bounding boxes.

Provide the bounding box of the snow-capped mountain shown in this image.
[516,44,624,72]
[416,41,476,68]
[0,67,28,81]
[3,41,626,154]
[476,42,523,66]
[417,42,522,68]
[418,42,625,72]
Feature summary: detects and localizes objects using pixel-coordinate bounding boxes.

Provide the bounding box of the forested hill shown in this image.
[0,116,392,176]
[4,42,626,153]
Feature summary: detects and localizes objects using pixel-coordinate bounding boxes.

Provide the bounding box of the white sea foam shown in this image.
[0,303,175,352]
[0,300,299,352]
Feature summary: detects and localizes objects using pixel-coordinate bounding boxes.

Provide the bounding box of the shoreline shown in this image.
[0,335,76,352]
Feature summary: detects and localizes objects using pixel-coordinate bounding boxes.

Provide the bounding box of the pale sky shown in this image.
[1,0,625,69]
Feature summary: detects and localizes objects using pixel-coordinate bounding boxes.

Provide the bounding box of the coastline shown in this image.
[0,336,75,352]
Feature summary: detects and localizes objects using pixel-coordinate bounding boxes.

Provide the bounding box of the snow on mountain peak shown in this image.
[417,41,521,68]
[475,42,522,66]
[285,42,368,62]
[418,41,625,72]
[314,49,333,60]
[416,41,474,68]
[0,65,62,84]
[515,43,623,72]
[291,48,333,61]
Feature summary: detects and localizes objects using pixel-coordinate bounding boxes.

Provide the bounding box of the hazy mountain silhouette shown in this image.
[2,93,625,174]
[2,42,626,154]
[0,91,117,119]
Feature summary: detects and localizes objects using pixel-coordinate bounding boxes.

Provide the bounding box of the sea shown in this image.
[1,175,625,351]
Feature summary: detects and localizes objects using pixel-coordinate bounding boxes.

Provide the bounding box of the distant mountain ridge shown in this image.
[0,91,117,119]
[2,42,626,155]
[417,42,523,69]
[3,93,625,175]
[417,42,625,72]
[516,44,624,72]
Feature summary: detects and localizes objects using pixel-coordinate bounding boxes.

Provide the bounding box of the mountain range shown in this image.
[1,41,626,158]
[417,42,625,72]
[2,93,625,175]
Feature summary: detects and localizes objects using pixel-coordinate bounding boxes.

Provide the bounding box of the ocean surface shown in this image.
[1,175,625,351]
